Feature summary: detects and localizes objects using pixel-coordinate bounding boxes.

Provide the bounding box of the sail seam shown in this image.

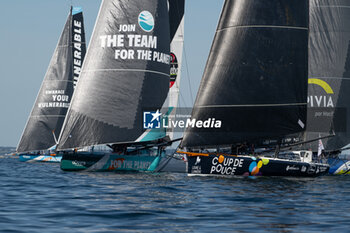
[197,103,307,108]
[316,5,350,8]
[310,77,350,80]
[30,115,66,118]
[43,80,74,83]
[82,69,170,77]
[217,25,308,32]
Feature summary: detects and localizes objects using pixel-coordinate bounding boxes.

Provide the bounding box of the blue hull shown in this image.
[19,154,62,163]
[328,158,350,175]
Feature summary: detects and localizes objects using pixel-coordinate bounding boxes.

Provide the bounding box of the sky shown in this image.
[0,0,224,147]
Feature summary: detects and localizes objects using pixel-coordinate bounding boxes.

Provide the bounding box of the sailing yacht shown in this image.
[58,0,186,172]
[178,0,329,176]
[17,7,86,163]
[293,0,350,174]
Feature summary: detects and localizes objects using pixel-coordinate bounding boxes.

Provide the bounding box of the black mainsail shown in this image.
[58,0,170,150]
[182,0,309,148]
[17,7,86,153]
[303,0,350,151]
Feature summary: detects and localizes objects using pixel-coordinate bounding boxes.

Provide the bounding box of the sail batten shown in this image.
[217,25,308,31]
[81,69,170,77]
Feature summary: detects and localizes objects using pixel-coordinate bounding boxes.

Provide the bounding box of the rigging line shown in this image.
[174,1,194,106]
[179,91,189,109]
[182,40,194,107]
[182,42,194,106]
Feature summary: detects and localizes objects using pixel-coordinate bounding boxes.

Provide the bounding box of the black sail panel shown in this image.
[182,0,309,148]
[168,0,185,41]
[17,8,87,153]
[58,0,170,150]
[303,0,350,151]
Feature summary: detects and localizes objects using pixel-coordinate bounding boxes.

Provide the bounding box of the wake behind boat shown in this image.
[16,7,86,163]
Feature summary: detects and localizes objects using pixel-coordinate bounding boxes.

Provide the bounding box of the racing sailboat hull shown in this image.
[186,153,329,177]
[19,154,62,163]
[17,7,86,162]
[60,151,186,172]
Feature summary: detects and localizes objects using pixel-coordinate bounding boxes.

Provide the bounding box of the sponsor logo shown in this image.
[308,165,316,173]
[286,165,300,171]
[108,158,125,170]
[138,11,154,32]
[72,161,86,167]
[72,7,82,15]
[191,157,202,174]
[73,19,83,88]
[98,11,170,65]
[248,158,269,176]
[195,156,201,165]
[301,166,307,172]
[108,158,151,170]
[309,78,334,94]
[308,78,334,108]
[170,53,178,88]
[210,155,244,175]
[38,89,70,109]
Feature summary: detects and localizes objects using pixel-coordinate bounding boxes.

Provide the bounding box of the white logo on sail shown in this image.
[138,11,154,32]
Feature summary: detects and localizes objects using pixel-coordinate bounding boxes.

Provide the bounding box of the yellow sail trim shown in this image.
[308,78,334,94]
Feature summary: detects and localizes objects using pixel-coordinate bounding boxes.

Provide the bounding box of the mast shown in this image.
[58,0,170,150]
[303,0,350,151]
[17,7,86,153]
[167,0,185,140]
[182,0,309,148]
[136,0,186,143]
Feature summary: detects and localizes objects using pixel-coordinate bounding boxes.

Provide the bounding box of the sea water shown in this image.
[0,156,349,232]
